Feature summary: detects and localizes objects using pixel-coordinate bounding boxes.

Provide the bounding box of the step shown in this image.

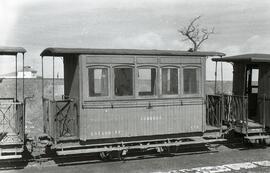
[234,126,264,135]
[0,147,24,154]
[0,155,22,160]
[247,128,264,134]
[244,135,270,140]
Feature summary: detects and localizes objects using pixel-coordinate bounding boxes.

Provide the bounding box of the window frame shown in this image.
[182,65,201,97]
[136,65,159,98]
[86,65,111,100]
[112,65,135,99]
[160,65,180,98]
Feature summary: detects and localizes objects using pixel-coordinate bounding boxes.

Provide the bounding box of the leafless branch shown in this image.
[178,16,215,51]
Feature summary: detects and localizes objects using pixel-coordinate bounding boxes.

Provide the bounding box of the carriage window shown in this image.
[138,68,156,96]
[162,68,178,95]
[89,68,109,97]
[184,68,199,94]
[114,68,133,96]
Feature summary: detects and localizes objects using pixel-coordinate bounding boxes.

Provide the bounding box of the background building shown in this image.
[0,66,37,78]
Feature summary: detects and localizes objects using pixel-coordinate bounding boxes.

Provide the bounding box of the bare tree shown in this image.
[178,16,214,52]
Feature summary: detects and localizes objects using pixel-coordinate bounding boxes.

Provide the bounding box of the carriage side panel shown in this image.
[80,99,203,140]
[78,54,205,141]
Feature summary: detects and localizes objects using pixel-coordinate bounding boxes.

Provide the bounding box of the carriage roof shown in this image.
[212,54,270,63]
[0,47,26,55]
[40,47,225,57]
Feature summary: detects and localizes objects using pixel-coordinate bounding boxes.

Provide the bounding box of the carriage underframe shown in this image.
[42,97,226,157]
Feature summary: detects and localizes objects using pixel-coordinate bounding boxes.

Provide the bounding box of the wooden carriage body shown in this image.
[41,48,224,154]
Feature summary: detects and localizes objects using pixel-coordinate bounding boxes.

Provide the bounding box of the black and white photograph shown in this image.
[0,0,270,172]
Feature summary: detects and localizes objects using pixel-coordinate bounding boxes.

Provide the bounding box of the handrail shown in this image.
[263,94,266,130]
[53,99,74,103]
[0,98,15,101]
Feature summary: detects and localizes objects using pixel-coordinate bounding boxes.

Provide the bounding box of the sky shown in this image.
[1,0,270,80]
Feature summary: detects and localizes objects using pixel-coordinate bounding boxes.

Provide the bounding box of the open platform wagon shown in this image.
[207,54,270,143]
[0,47,26,160]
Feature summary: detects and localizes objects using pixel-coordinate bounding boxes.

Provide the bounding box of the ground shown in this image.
[0,143,270,173]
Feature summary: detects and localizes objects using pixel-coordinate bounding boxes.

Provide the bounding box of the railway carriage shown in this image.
[0,47,26,160]
[211,54,270,142]
[40,48,225,157]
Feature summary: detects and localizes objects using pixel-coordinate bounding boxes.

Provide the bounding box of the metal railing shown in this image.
[206,94,248,132]
[43,98,78,142]
[206,95,222,127]
[223,95,248,126]
[0,99,24,143]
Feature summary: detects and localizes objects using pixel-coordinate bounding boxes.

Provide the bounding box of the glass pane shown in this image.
[114,68,133,96]
[252,69,259,82]
[138,68,156,96]
[251,69,259,94]
[89,68,108,97]
[162,68,178,95]
[251,87,258,93]
[184,68,198,94]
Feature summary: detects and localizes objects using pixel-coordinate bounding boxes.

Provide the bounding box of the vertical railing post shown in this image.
[220,94,224,136]
[53,56,55,101]
[22,53,25,101]
[214,61,217,94]
[22,53,25,143]
[15,54,18,101]
[245,96,248,136]
[42,56,44,100]
[206,95,208,126]
[263,94,266,130]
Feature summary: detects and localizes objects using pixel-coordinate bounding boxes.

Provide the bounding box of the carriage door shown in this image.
[258,64,270,126]
[246,65,259,121]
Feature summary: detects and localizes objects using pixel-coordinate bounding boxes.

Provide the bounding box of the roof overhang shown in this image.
[212,54,270,63]
[0,47,26,55]
[40,47,225,57]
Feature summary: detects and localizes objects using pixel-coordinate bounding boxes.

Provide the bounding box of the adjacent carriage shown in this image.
[210,54,270,142]
[0,47,26,160]
[40,48,225,156]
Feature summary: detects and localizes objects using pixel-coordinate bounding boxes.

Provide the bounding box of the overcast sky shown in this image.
[1,0,270,79]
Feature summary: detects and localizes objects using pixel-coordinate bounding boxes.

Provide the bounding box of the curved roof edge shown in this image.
[212,53,270,63]
[0,47,27,55]
[40,47,225,57]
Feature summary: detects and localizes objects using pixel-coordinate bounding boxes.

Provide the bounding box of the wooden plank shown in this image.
[160,57,201,64]
[136,57,158,64]
[84,55,135,64]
